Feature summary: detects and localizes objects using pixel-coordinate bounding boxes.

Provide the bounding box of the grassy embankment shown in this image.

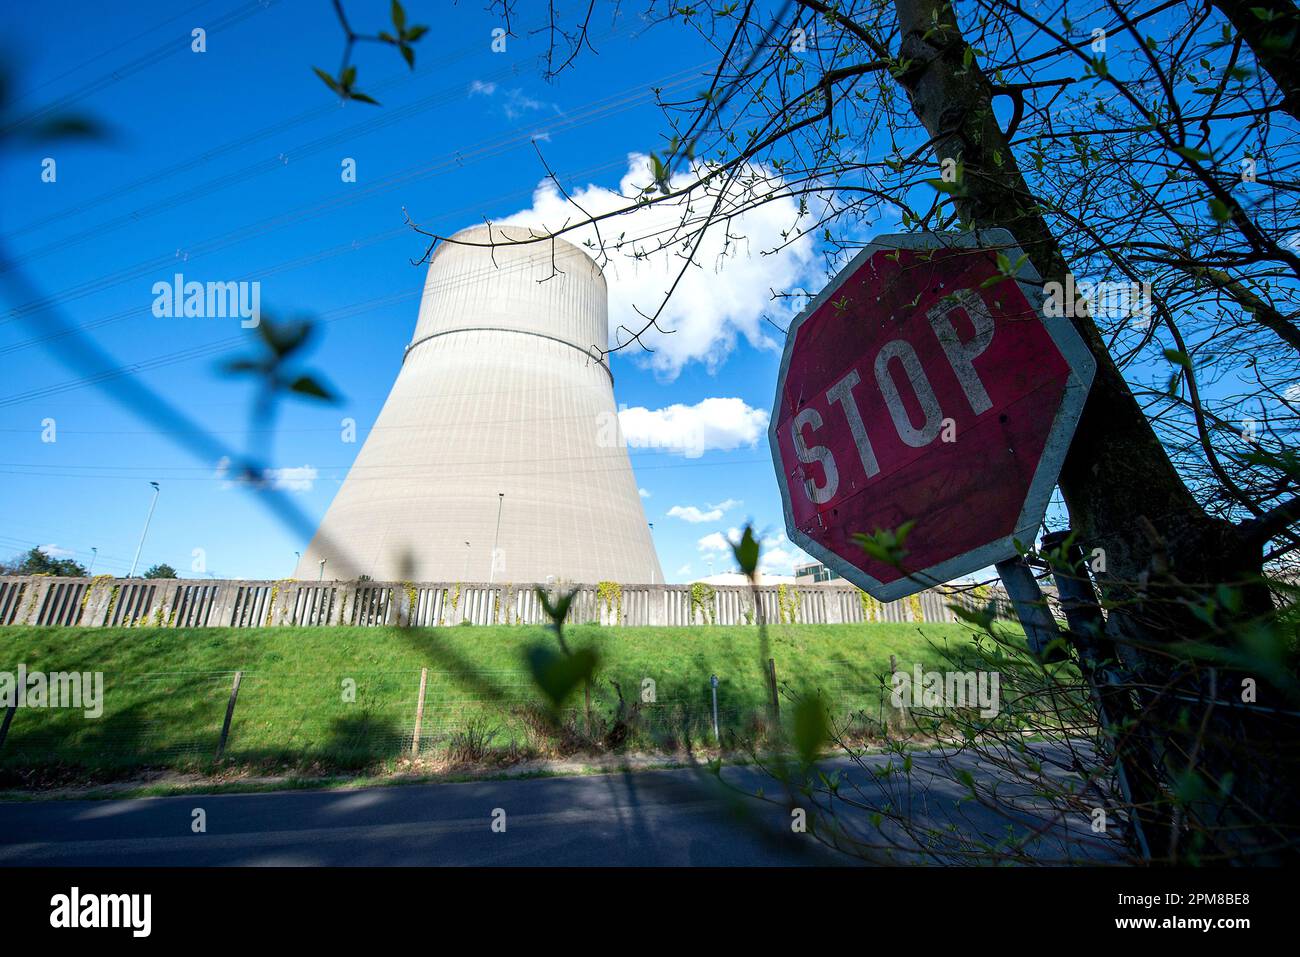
[0,621,999,781]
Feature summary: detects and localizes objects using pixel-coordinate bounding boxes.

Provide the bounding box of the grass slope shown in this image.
[0,621,990,779]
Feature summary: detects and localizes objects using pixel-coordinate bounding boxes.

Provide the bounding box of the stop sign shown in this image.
[769,230,1095,600]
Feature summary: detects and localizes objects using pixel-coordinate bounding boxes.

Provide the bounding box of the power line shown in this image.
[2,66,706,324]
[0,147,635,361]
[0,456,772,482]
[6,14,637,240]
[3,43,604,268]
[0,153,655,406]
[1,0,279,137]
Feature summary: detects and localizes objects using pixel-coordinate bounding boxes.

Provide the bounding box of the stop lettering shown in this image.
[769,230,1095,600]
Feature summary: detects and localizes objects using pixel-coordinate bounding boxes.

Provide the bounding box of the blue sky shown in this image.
[0,0,823,582]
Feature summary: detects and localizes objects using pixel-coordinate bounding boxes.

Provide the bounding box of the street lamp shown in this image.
[318,558,327,582]
[488,492,504,585]
[87,547,98,576]
[462,541,471,582]
[127,481,161,578]
[293,551,300,578]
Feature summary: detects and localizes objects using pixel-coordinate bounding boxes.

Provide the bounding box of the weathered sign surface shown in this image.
[769,230,1095,600]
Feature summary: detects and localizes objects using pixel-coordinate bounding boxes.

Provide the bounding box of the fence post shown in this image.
[584,681,593,737]
[0,699,17,752]
[215,671,243,760]
[710,674,720,743]
[767,657,781,721]
[412,668,428,755]
[888,654,901,733]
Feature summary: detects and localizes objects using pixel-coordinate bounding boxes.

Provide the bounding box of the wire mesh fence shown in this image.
[0,656,916,774]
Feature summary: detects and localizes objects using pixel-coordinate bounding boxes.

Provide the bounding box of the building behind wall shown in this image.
[294,225,663,584]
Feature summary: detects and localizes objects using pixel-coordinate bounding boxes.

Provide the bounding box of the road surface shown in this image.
[0,748,1122,866]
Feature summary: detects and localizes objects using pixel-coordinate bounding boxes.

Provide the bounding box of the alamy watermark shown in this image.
[891,664,1001,717]
[50,887,150,937]
[1042,274,1152,326]
[151,273,261,328]
[0,664,103,718]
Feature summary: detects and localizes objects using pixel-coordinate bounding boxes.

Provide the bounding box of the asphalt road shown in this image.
[0,748,1123,866]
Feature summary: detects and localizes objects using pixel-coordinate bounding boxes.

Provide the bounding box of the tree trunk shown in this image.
[887,0,1293,862]
[888,0,1260,598]
[1211,0,1300,122]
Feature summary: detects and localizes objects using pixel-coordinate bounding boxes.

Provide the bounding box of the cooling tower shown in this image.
[294,225,663,584]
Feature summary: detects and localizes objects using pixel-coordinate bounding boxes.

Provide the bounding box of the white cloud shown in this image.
[469,80,497,96]
[498,154,817,377]
[38,544,75,559]
[215,458,317,493]
[503,88,548,120]
[697,528,741,554]
[618,398,768,459]
[667,497,741,523]
[675,563,692,576]
[267,466,318,492]
[692,527,808,576]
[760,547,797,576]
[638,487,651,498]
[669,505,722,523]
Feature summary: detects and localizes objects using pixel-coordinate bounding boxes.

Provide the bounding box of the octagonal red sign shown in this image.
[769,230,1095,600]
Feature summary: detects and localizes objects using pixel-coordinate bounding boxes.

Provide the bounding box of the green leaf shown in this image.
[1163,348,1192,370]
[731,525,760,577]
[349,90,380,106]
[312,67,341,94]
[948,601,996,632]
[400,43,415,69]
[1207,197,1232,222]
[1173,146,1212,163]
[219,357,263,376]
[30,114,105,141]
[391,0,406,30]
[536,586,578,628]
[405,25,429,41]
[854,521,915,568]
[288,375,335,402]
[793,692,830,766]
[526,645,598,708]
[925,178,964,196]
[258,319,312,357]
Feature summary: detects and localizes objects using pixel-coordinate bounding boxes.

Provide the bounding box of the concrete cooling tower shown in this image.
[294,225,663,585]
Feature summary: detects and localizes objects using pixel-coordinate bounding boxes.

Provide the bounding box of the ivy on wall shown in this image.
[777,583,803,624]
[689,582,716,624]
[858,590,881,623]
[596,581,623,624]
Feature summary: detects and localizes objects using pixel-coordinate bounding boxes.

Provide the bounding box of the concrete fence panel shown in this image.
[0,576,1027,629]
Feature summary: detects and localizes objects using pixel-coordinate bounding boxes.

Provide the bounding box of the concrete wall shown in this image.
[0,576,1019,629]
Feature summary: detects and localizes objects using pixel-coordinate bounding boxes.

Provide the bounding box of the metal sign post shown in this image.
[710,674,720,743]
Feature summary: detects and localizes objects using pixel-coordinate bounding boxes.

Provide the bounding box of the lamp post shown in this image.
[710,674,720,742]
[293,551,300,578]
[648,523,656,584]
[488,492,504,585]
[127,482,161,578]
[318,559,327,582]
[87,547,98,576]
[462,541,471,582]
